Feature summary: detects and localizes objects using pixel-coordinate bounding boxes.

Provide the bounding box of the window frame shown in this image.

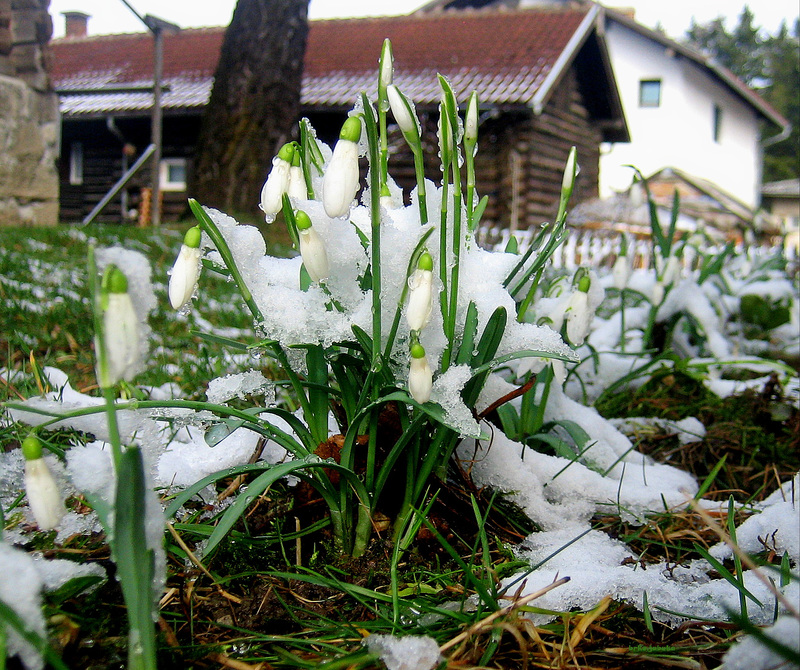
[159,157,187,192]
[638,79,662,108]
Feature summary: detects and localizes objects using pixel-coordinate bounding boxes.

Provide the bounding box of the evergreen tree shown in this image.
[685,7,799,182]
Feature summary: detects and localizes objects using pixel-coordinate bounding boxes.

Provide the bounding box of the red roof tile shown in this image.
[50,8,591,114]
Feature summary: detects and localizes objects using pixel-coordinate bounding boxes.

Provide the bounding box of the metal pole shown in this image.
[151,25,163,227]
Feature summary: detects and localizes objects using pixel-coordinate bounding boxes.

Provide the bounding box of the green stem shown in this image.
[412,147,428,226]
[361,95,383,370]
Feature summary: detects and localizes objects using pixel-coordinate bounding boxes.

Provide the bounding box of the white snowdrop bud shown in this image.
[22,435,64,531]
[465,91,479,148]
[379,38,393,90]
[612,255,631,291]
[296,211,329,283]
[652,281,665,305]
[564,274,592,346]
[97,266,141,387]
[408,343,433,404]
[287,151,308,201]
[387,85,418,137]
[406,252,434,332]
[323,117,361,218]
[661,255,681,286]
[562,147,578,194]
[168,226,202,310]
[260,143,295,217]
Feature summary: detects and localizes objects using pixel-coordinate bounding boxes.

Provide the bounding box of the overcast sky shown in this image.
[48,0,799,40]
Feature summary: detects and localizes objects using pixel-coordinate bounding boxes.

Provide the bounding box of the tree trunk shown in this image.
[189,0,309,218]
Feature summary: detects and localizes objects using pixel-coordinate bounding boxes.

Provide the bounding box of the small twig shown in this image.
[206,652,265,670]
[687,498,799,618]
[439,576,570,653]
[218,437,267,501]
[477,375,537,420]
[166,522,242,604]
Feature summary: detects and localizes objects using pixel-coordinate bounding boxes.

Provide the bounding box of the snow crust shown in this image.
[365,634,442,670]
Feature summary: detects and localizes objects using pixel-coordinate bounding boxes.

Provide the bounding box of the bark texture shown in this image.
[189,0,309,218]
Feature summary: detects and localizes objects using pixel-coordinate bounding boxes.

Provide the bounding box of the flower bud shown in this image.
[465,91,479,149]
[260,142,296,217]
[323,117,362,218]
[296,210,329,283]
[22,435,64,531]
[97,266,141,387]
[287,150,308,201]
[565,289,591,346]
[562,147,578,195]
[612,255,631,291]
[408,343,433,404]
[379,38,393,90]
[168,226,202,310]
[406,252,434,332]
[387,85,418,138]
[661,255,681,287]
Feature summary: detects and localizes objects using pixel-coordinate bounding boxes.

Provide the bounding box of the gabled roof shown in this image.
[49,6,627,140]
[602,7,789,132]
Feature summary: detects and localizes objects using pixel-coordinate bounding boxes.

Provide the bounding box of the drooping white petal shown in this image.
[102,292,141,384]
[323,139,360,218]
[406,269,433,331]
[408,354,433,404]
[612,255,631,291]
[298,227,329,283]
[565,290,591,346]
[24,458,64,531]
[287,165,308,201]
[260,157,292,216]
[168,244,202,310]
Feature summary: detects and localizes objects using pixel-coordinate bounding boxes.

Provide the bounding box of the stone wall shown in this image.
[0,0,59,227]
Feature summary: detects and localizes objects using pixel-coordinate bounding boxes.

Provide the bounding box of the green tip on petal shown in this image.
[577,275,591,293]
[21,434,43,461]
[417,252,433,272]
[340,116,362,143]
[184,225,201,248]
[103,265,128,294]
[410,343,426,359]
[277,142,296,163]
[295,210,312,231]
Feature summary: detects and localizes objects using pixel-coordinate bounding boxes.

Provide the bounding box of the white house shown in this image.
[599,9,789,209]
[416,0,790,212]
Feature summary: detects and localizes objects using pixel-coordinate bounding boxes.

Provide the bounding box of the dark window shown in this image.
[639,79,661,108]
[713,104,723,143]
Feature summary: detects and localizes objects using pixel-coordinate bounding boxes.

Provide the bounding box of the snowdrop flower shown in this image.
[96,265,141,387]
[652,281,665,305]
[564,273,593,346]
[168,226,202,310]
[260,142,296,217]
[22,434,64,531]
[387,85,419,141]
[408,343,433,404]
[465,91,478,151]
[613,238,632,290]
[406,252,434,332]
[661,254,681,287]
[296,210,328,283]
[323,117,361,218]
[379,38,393,91]
[287,150,307,201]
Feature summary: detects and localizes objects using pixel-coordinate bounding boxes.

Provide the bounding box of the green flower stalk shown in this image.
[406,251,434,332]
[95,265,141,389]
[168,225,202,310]
[408,342,433,404]
[22,434,64,531]
[260,142,296,217]
[323,116,362,218]
[296,210,329,283]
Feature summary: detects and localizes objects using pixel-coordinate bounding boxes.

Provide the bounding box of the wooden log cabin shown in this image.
[49,5,628,227]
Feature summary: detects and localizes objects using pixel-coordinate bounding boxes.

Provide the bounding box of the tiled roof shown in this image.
[50,8,591,116]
